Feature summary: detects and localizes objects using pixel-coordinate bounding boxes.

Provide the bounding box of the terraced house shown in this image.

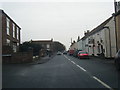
[114,1,120,51]
[70,16,117,58]
[0,10,21,55]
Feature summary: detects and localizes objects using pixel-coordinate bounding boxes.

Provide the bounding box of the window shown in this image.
[13,43,17,52]
[17,27,19,40]
[47,44,50,49]
[13,23,15,38]
[17,43,19,46]
[6,39,10,46]
[6,17,10,35]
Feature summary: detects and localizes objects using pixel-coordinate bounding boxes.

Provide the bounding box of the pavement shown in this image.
[29,55,55,65]
[89,56,115,64]
[35,55,115,65]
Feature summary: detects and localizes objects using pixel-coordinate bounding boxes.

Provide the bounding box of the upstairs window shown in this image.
[17,27,19,40]
[13,23,15,38]
[6,17,10,35]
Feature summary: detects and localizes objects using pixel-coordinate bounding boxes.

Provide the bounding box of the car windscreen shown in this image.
[79,52,88,54]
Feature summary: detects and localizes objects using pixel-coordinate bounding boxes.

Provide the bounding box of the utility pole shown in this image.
[114,0,117,13]
[71,38,72,45]
[114,0,118,52]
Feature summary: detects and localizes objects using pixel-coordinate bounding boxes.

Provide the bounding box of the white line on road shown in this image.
[64,55,69,60]
[76,65,86,72]
[64,55,114,90]
[64,55,87,72]
[92,76,114,90]
[71,61,75,64]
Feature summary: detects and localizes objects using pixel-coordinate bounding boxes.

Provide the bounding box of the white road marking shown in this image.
[64,55,113,90]
[71,61,75,64]
[64,55,69,60]
[76,65,86,72]
[93,76,113,90]
[64,55,86,72]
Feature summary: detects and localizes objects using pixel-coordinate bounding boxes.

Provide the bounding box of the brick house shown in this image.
[31,39,54,56]
[31,39,54,51]
[0,10,21,55]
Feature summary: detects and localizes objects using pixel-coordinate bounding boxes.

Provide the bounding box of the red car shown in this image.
[77,51,89,59]
[69,50,74,56]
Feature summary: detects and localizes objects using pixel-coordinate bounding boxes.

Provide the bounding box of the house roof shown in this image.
[81,16,113,40]
[31,39,53,43]
[114,10,120,16]
[0,9,21,29]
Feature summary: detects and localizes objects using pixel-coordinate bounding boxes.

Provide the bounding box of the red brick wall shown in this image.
[2,45,13,54]
[2,11,7,46]
[12,52,33,63]
[1,10,22,63]
[3,51,33,63]
[2,10,21,49]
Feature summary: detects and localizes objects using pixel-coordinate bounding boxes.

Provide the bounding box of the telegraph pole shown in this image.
[114,0,118,52]
[71,38,72,45]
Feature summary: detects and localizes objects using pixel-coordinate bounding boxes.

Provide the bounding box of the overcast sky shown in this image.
[0,0,118,50]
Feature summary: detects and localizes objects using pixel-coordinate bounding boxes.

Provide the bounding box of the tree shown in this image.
[53,41,66,52]
[19,41,43,56]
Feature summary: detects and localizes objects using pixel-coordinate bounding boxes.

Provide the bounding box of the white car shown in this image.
[57,51,62,55]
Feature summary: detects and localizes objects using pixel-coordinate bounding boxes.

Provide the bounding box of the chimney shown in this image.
[84,30,90,36]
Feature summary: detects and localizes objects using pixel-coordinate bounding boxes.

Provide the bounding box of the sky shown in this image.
[0,0,118,50]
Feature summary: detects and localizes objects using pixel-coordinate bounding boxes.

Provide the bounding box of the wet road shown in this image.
[2,54,120,89]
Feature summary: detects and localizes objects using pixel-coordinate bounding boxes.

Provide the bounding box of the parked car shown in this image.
[69,50,74,56]
[63,51,67,54]
[114,49,120,71]
[57,51,62,55]
[77,51,89,59]
[73,50,82,57]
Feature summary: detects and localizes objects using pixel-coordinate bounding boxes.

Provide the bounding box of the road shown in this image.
[2,54,120,89]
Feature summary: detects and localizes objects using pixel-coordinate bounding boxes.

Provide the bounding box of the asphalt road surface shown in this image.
[2,54,120,89]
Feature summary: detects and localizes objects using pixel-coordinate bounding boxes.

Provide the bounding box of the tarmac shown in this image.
[29,55,55,65]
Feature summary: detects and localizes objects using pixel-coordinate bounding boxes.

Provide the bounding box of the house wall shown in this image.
[78,40,83,50]
[116,14,120,50]
[80,17,116,58]
[1,10,21,53]
[82,38,89,53]
[88,35,94,55]
[70,42,78,50]
[32,41,54,51]
[105,17,116,58]
[89,30,106,57]
[0,9,2,90]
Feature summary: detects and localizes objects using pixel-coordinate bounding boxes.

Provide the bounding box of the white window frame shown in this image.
[17,43,19,46]
[17,27,19,40]
[6,17,10,35]
[6,39,10,46]
[13,43,17,52]
[47,44,50,49]
[13,23,15,38]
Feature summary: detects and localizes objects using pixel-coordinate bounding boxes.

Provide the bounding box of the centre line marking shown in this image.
[71,61,75,64]
[64,56,113,89]
[64,55,86,72]
[92,76,113,90]
[76,65,86,72]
